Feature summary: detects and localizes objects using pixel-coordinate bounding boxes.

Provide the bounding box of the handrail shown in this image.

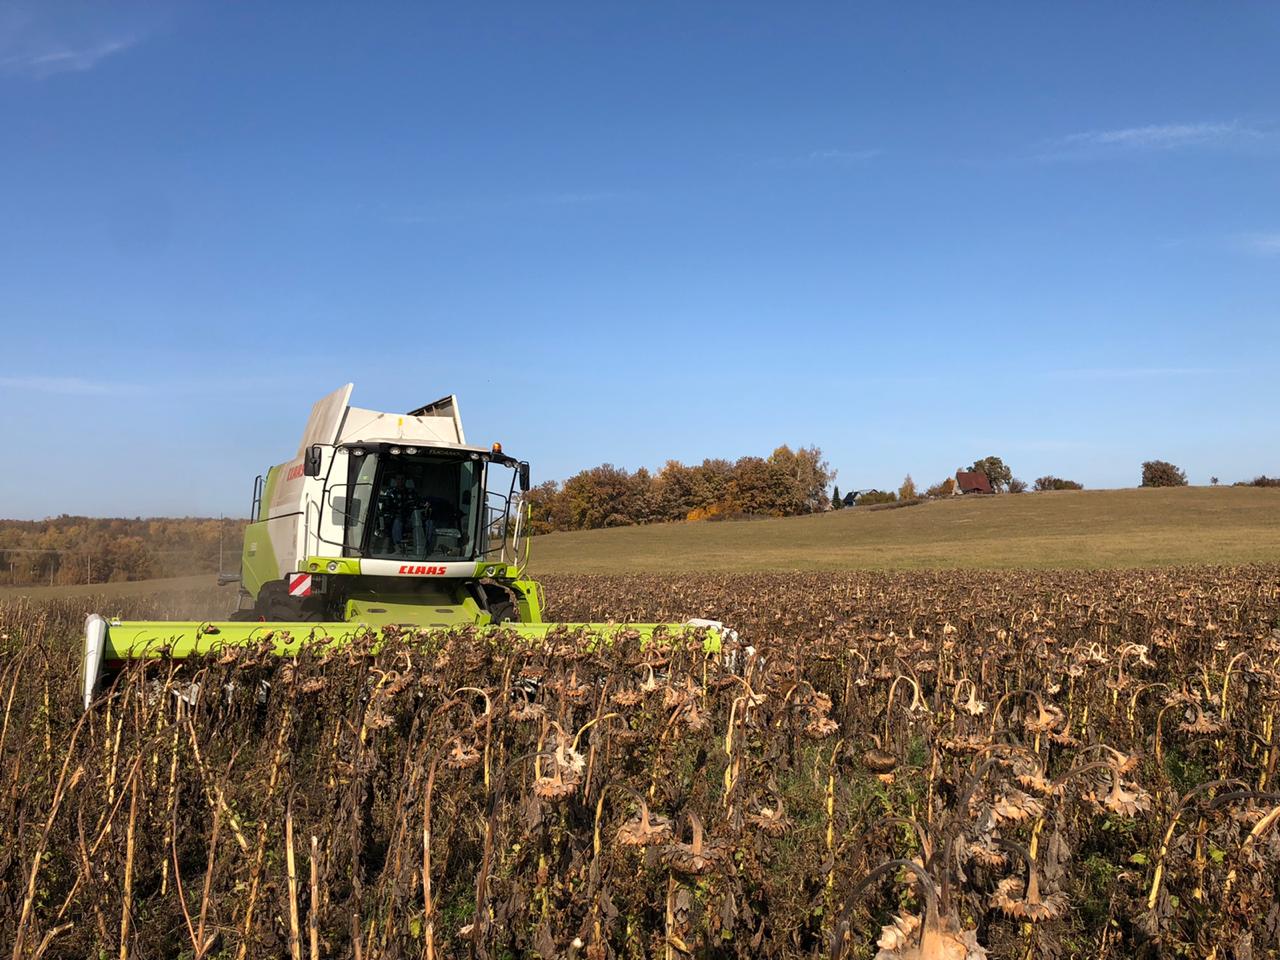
[250,474,264,521]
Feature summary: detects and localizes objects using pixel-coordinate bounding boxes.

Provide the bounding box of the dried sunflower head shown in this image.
[615,805,672,847]
[745,797,792,837]
[1163,689,1198,707]
[963,835,1008,870]
[1177,704,1224,736]
[1047,728,1081,747]
[1023,697,1065,735]
[662,814,725,876]
[445,739,482,770]
[1086,771,1151,817]
[531,727,585,801]
[1226,801,1268,826]
[990,875,1068,923]
[509,700,546,723]
[989,789,1045,825]
[806,716,840,739]
[940,734,989,755]
[875,912,921,955]
[532,773,577,801]
[1014,768,1058,797]
[874,910,988,960]
[611,687,643,708]
[664,674,703,711]
[679,701,710,732]
[1098,746,1139,775]
[863,747,898,774]
[548,727,586,778]
[557,672,592,705]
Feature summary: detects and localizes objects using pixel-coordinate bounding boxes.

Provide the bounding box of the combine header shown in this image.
[82,384,732,708]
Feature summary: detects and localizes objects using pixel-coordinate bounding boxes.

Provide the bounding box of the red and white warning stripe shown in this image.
[287,573,313,597]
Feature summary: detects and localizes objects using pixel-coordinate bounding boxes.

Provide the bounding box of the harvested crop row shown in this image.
[1,567,1278,958]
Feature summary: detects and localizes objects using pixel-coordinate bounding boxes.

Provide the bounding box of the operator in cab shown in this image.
[375,467,464,559]
[375,471,412,555]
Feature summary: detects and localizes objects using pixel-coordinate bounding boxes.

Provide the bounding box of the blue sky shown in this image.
[1,2,1277,519]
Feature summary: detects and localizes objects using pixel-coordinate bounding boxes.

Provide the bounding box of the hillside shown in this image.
[3,489,1276,600]
[529,486,1280,573]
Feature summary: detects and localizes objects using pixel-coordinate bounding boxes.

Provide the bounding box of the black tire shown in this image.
[233,581,324,622]
[228,588,260,621]
[488,600,518,624]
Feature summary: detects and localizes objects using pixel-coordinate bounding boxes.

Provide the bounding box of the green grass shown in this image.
[529,486,1280,573]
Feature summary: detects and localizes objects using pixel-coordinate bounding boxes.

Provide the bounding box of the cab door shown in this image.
[312,448,367,558]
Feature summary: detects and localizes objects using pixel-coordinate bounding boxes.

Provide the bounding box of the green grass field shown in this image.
[530,486,1280,573]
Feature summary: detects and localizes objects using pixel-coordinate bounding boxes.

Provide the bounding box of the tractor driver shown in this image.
[377,470,464,558]
[376,472,412,554]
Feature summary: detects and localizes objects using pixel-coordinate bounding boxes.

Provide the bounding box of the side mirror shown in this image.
[518,462,530,492]
[304,444,324,478]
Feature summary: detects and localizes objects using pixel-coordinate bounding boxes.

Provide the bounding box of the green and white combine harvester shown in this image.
[82,384,734,709]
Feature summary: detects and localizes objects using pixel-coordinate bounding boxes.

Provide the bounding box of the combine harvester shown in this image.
[82,384,733,708]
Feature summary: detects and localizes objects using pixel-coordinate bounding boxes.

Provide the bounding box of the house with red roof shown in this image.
[955,470,994,495]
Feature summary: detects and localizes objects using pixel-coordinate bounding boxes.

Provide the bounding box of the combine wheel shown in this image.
[488,600,518,624]
[481,582,518,624]
[229,581,324,622]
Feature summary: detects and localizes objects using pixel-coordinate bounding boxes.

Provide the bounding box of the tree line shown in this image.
[0,517,246,587]
[524,445,833,535]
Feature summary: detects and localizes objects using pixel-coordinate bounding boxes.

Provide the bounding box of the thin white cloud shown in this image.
[1037,121,1266,160]
[805,148,882,163]
[1047,367,1217,381]
[0,376,144,396]
[1,35,138,77]
[1239,232,1280,256]
[1063,121,1252,148]
[762,148,882,168]
[380,190,626,225]
[530,190,624,206]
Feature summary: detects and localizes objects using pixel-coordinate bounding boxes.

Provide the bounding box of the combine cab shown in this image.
[82,385,732,708]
